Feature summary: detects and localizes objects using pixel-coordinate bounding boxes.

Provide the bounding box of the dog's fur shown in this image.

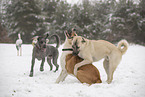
[56,29,77,83]
[16,33,22,56]
[65,54,102,85]
[29,34,60,77]
[72,36,128,84]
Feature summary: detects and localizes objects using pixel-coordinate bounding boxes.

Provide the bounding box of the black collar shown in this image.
[62,48,73,51]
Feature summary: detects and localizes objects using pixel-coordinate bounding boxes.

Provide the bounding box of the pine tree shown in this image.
[43,0,71,42]
[110,0,140,43]
[4,0,46,43]
[138,0,145,44]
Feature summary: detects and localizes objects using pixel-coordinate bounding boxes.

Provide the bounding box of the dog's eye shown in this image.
[81,38,86,43]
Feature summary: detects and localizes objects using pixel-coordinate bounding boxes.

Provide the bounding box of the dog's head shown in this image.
[72,36,87,56]
[32,36,39,45]
[65,28,77,45]
[36,34,49,51]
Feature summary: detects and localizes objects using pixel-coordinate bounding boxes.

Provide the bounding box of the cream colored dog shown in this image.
[72,36,128,84]
[56,29,77,83]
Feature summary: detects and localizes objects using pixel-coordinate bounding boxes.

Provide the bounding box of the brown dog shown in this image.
[65,54,102,85]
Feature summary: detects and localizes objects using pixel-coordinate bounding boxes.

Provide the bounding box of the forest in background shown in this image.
[0,0,145,45]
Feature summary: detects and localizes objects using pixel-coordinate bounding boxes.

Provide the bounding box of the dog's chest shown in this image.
[35,51,46,60]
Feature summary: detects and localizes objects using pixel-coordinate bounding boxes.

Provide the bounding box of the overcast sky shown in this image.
[66,0,82,4]
[66,0,139,4]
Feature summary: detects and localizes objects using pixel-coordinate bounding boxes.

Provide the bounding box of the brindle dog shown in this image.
[29,34,60,77]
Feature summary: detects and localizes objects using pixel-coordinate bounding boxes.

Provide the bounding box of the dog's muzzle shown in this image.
[72,44,80,56]
[72,51,79,56]
[40,45,46,52]
[43,45,46,48]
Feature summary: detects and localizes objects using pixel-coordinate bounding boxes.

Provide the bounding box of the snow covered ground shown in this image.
[0,43,145,97]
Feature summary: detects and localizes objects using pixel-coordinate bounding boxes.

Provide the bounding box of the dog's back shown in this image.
[65,54,102,85]
[46,45,59,56]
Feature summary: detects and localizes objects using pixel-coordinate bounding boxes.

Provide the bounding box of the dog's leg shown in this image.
[60,70,68,82]
[56,69,68,83]
[103,58,113,84]
[29,57,35,77]
[107,65,115,84]
[52,56,59,72]
[16,45,19,56]
[74,59,92,76]
[40,58,45,71]
[103,58,109,77]
[47,58,53,71]
[17,50,19,56]
[56,53,68,83]
[20,47,22,56]
[107,53,121,84]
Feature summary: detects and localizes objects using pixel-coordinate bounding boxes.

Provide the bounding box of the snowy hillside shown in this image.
[0,44,145,97]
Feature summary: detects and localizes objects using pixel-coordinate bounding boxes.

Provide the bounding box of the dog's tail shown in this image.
[50,34,60,48]
[117,40,129,55]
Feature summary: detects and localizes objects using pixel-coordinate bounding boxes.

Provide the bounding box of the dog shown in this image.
[29,34,60,77]
[56,28,77,83]
[16,33,22,56]
[72,36,128,84]
[65,54,102,85]
[32,36,38,47]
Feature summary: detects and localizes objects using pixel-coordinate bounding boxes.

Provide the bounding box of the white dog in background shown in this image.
[16,33,23,56]
[72,36,128,84]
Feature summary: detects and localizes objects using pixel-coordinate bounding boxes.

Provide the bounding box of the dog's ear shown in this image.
[45,33,49,39]
[72,28,76,31]
[81,38,86,43]
[65,30,70,38]
[71,28,77,37]
[37,36,42,41]
[37,37,40,41]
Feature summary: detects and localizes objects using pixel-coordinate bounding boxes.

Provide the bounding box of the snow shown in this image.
[0,43,145,97]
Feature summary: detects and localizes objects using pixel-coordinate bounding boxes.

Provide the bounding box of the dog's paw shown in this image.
[55,79,60,84]
[73,68,77,76]
[54,65,59,72]
[29,72,33,77]
[54,70,57,72]
[106,80,112,84]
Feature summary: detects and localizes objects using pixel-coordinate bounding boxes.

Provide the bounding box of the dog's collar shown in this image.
[62,48,73,51]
